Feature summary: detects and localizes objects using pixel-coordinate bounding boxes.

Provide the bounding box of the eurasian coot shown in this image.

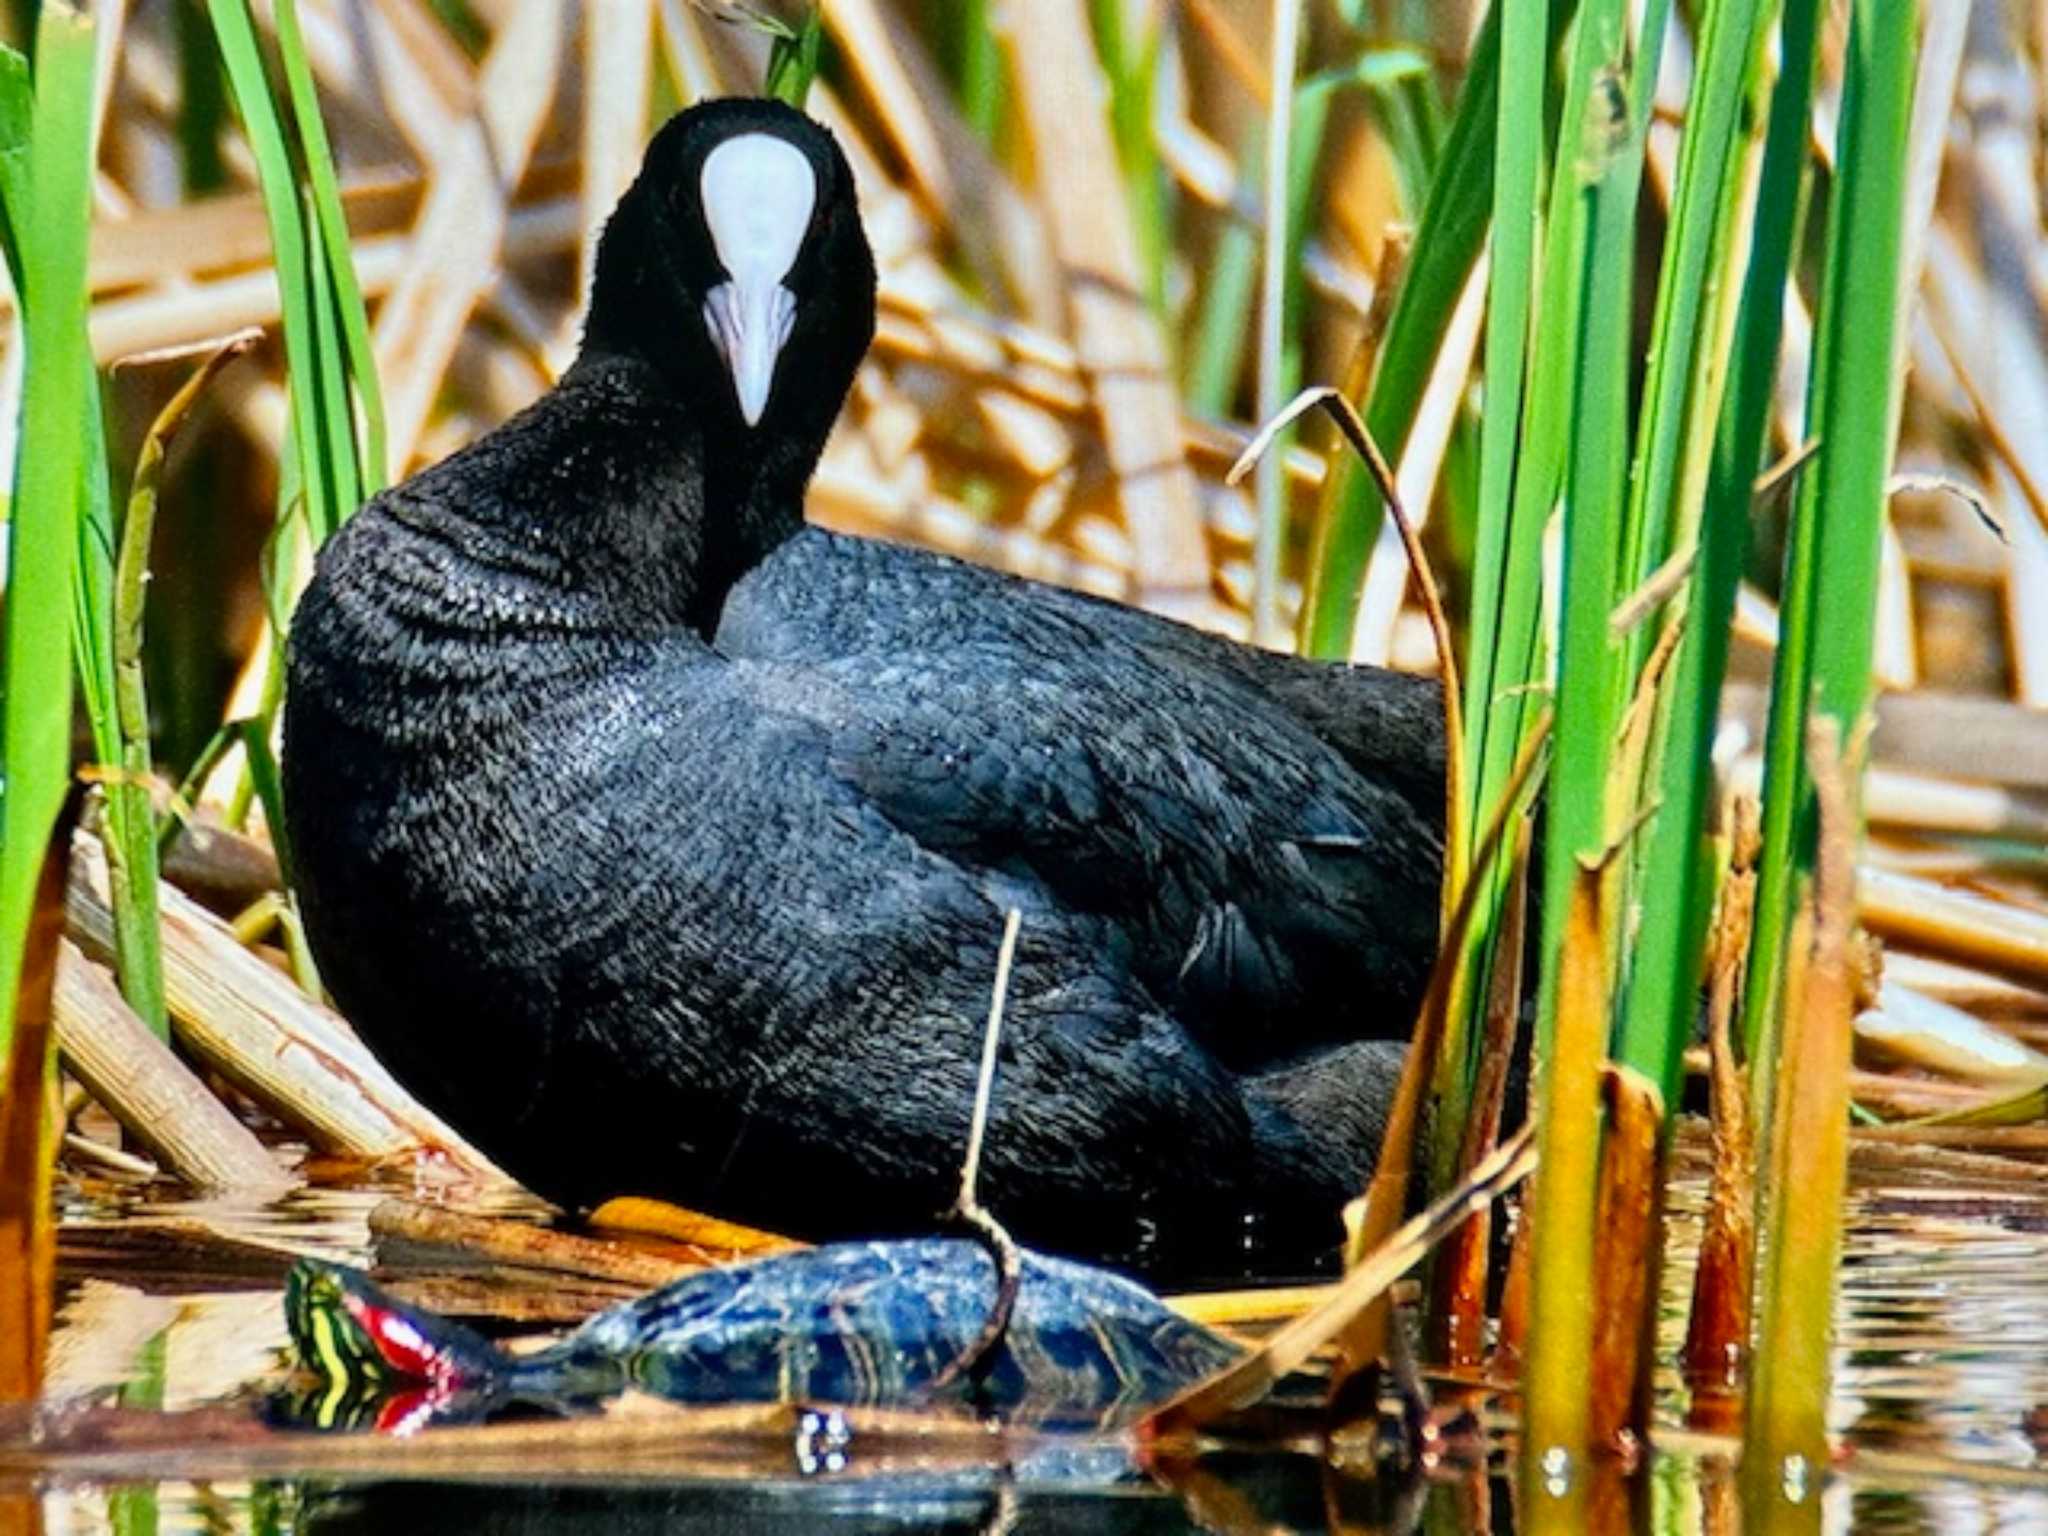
[283,98,1444,1279]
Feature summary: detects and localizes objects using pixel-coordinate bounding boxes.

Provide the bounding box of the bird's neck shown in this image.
[415,353,815,637]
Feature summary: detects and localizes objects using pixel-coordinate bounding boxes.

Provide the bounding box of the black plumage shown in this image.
[283,99,1446,1280]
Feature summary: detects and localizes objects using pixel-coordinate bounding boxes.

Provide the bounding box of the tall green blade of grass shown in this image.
[1623,0,1821,1112]
[1745,0,1916,1467]
[25,61,162,1035]
[1519,0,1641,1465]
[0,5,99,1059]
[206,0,353,542]
[97,426,169,1041]
[1597,0,1767,1110]
[1439,0,1595,1168]
[0,19,164,1042]
[0,17,149,1039]
[208,0,384,572]
[109,1329,167,1536]
[274,0,387,498]
[1251,34,1354,646]
[1452,0,1548,800]
[1613,0,1774,640]
[206,0,384,849]
[175,0,231,191]
[1183,171,1260,415]
[1744,0,1914,1081]
[1299,0,1514,661]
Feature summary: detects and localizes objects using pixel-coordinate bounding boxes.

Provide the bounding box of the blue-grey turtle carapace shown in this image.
[282,1239,1241,1434]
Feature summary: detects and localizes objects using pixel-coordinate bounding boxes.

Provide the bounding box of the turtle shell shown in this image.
[527,1238,1239,1428]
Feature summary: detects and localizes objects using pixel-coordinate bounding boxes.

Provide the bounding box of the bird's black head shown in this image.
[581,98,878,450]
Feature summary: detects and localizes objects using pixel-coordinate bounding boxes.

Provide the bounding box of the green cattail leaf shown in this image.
[764,8,824,109]
[0,45,29,289]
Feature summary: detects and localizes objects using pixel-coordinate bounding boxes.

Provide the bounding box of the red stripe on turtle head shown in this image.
[340,1291,458,1383]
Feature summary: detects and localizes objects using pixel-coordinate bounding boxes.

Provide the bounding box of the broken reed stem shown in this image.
[1928,313,2048,541]
[1492,1182,1532,1368]
[1683,797,1760,1422]
[1746,717,1862,1472]
[584,1196,799,1257]
[1145,1124,1537,1435]
[1587,1065,1663,1452]
[1858,866,2048,988]
[1431,816,1532,1367]
[956,907,1022,1213]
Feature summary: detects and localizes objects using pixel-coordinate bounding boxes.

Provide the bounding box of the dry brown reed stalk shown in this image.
[1141,1123,1536,1437]
[1859,865,2048,987]
[1848,1069,2012,1120]
[1608,546,1697,636]
[372,0,566,472]
[370,1199,715,1286]
[998,0,1211,613]
[60,1135,160,1182]
[928,906,1025,1394]
[1852,1122,2048,1153]
[1927,288,2048,544]
[1179,0,1269,104]
[1881,952,2048,1016]
[1721,685,2048,791]
[53,943,287,1195]
[1492,1181,1531,1371]
[1857,979,2048,1088]
[1351,255,1489,667]
[1855,766,2048,841]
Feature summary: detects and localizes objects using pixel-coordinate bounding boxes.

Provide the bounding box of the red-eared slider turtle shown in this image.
[283,1239,1241,1434]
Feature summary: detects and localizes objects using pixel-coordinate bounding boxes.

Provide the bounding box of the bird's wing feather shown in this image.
[793,645,1441,1061]
[721,529,1449,821]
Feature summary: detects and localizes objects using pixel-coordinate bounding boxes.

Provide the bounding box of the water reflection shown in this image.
[20,1448,2048,1535]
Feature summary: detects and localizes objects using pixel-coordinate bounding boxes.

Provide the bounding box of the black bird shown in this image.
[283,98,1446,1280]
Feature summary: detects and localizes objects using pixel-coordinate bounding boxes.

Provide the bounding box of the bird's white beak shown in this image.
[703,278,796,428]
[699,133,817,428]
